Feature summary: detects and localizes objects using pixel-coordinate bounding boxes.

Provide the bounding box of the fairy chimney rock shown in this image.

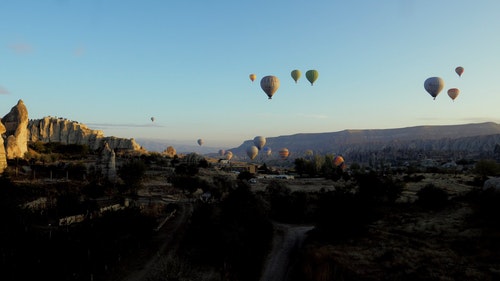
[2,99,29,159]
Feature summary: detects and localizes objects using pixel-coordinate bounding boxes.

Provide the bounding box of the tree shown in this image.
[118,159,146,194]
[474,159,500,180]
[294,158,307,176]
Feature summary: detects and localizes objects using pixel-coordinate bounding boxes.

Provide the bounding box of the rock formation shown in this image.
[28,116,142,151]
[99,142,116,181]
[163,145,177,157]
[28,116,104,148]
[2,100,29,159]
[483,177,500,192]
[0,121,7,173]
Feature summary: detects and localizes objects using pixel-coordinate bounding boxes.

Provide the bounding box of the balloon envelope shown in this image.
[279,148,289,159]
[249,73,256,82]
[224,151,233,160]
[263,146,272,156]
[291,69,301,83]
[253,136,266,150]
[447,88,460,101]
[197,139,204,146]
[333,156,345,167]
[246,145,259,160]
[218,149,225,156]
[455,66,464,77]
[424,77,445,100]
[151,117,155,122]
[260,76,280,99]
[306,70,319,85]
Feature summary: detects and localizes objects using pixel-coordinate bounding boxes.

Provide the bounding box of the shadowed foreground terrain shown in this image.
[2,153,500,281]
[290,189,500,281]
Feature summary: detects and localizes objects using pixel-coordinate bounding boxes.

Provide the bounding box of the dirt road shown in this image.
[113,202,193,281]
[260,223,314,281]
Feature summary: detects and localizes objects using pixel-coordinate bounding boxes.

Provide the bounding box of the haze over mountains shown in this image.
[139,122,500,162]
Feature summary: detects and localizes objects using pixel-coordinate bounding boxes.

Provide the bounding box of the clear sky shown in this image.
[1,0,500,148]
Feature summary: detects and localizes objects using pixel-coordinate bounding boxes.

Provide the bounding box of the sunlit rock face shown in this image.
[0,100,142,165]
[28,116,105,149]
[2,100,29,159]
[0,121,7,173]
[28,116,142,151]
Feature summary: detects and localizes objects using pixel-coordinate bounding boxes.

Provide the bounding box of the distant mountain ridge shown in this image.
[225,122,500,163]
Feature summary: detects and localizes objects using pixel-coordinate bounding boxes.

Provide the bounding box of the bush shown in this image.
[117,159,146,193]
[474,159,500,180]
[355,171,404,204]
[416,184,449,209]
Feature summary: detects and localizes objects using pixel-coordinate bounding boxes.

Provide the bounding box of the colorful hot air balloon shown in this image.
[197,139,204,146]
[246,145,259,160]
[249,73,256,82]
[333,155,345,167]
[305,70,319,85]
[424,77,445,100]
[279,148,289,159]
[447,88,460,101]
[291,69,301,83]
[219,149,225,156]
[455,66,464,77]
[224,151,233,160]
[260,75,280,99]
[253,136,266,150]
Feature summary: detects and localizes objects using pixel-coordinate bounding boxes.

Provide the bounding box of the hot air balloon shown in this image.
[455,66,464,77]
[249,73,256,82]
[263,146,272,156]
[306,70,319,85]
[291,69,301,83]
[279,148,289,159]
[333,156,345,167]
[260,75,280,99]
[224,151,233,160]
[253,136,266,150]
[424,77,445,100]
[447,88,460,101]
[246,145,259,160]
[151,117,155,122]
[197,139,204,146]
[218,149,225,156]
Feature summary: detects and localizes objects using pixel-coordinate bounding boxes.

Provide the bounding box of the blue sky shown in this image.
[1,0,500,149]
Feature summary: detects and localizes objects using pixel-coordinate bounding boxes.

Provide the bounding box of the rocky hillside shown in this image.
[1,100,143,164]
[28,116,142,151]
[227,122,500,163]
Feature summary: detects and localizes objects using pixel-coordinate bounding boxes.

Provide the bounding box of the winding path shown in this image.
[260,223,314,281]
[119,202,193,281]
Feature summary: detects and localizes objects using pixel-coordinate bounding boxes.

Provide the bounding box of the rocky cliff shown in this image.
[0,100,143,166]
[28,116,142,151]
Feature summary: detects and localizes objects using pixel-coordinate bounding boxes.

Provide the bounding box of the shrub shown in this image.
[117,159,146,193]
